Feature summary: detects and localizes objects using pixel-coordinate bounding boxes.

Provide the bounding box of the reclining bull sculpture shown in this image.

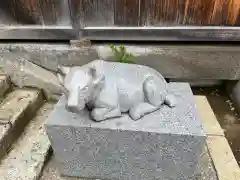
[57,60,177,121]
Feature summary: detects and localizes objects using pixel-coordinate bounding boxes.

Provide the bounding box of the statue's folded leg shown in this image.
[129,103,159,121]
[143,76,166,107]
[91,107,121,122]
[164,94,177,107]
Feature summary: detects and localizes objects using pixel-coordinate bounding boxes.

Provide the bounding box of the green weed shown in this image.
[109,44,135,63]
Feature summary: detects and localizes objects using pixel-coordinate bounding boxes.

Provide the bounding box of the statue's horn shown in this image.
[57,65,70,76]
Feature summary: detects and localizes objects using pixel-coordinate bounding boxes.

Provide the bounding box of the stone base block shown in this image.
[46,83,206,180]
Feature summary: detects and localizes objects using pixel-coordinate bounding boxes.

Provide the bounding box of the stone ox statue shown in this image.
[57,60,177,121]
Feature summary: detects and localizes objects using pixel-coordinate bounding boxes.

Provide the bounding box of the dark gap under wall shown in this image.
[1,39,240,46]
[92,40,240,46]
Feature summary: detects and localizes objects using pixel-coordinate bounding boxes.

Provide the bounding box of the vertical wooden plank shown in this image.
[69,0,114,28]
[183,0,216,25]
[210,0,229,25]
[8,0,43,24]
[39,0,58,25]
[226,0,240,25]
[234,10,240,25]
[0,2,19,25]
[0,0,72,26]
[39,0,71,25]
[114,0,142,26]
[69,0,81,23]
[141,0,186,26]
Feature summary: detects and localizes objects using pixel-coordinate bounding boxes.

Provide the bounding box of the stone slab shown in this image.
[96,45,240,80]
[207,136,240,180]
[1,43,240,81]
[46,83,206,180]
[194,95,224,136]
[0,56,64,100]
[0,43,98,73]
[0,89,43,160]
[0,103,55,180]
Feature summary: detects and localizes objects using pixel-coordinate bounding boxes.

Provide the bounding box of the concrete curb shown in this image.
[195,95,240,180]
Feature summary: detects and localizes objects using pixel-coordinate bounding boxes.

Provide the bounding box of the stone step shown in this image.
[0,103,55,180]
[0,88,43,161]
[0,75,10,98]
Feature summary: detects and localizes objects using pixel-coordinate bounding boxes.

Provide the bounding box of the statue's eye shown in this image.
[82,86,88,91]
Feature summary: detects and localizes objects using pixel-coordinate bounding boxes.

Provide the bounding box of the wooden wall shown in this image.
[0,0,240,40]
[0,0,72,26]
[69,0,240,27]
[1,0,240,27]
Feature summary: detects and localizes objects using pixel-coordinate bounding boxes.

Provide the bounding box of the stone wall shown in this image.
[1,43,239,100]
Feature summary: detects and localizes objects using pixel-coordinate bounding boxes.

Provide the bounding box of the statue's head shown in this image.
[58,65,105,111]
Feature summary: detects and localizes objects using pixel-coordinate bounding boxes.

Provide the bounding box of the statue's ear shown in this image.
[88,66,97,78]
[88,66,105,87]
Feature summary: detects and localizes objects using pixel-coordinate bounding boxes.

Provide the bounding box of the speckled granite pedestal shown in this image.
[46,83,206,180]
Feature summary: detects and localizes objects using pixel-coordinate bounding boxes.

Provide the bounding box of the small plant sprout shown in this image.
[109,44,135,63]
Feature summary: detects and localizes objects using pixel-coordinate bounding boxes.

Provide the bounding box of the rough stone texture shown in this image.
[0,103,55,180]
[1,43,240,81]
[0,43,98,73]
[0,89,43,161]
[46,83,206,180]
[1,43,240,100]
[0,75,10,98]
[40,145,218,180]
[96,45,240,80]
[0,56,64,100]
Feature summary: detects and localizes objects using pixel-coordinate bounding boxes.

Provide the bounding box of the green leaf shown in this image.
[109,44,135,64]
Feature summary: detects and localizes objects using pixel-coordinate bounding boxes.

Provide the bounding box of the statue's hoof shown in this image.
[91,114,105,122]
[165,94,177,107]
[90,110,105,122]
[129,110,142,121]
[66,105,80,114]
